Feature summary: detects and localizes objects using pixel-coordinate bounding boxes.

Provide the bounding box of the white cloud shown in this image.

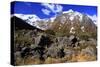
[87,14,97,25]
[55,5,63,13]
[41,3,55,12]
[41,3,63,15]
[41,9,51,15]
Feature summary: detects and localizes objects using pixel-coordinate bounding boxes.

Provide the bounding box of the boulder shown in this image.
[69,35,79,47]
[60,36,69,47]
[21,47,31,58]
[81,46,97,56]
[46,47,59,58]
[69,35,75,40]
[35,34,53,47]
[64,49,74,56]
[88,38,97,46]
[30,47,45,61]
[57,48,65,58]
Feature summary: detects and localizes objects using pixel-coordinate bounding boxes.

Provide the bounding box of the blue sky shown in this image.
[11,1,97,19]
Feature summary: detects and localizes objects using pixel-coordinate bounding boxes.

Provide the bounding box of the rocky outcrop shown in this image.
[14,29,97,65]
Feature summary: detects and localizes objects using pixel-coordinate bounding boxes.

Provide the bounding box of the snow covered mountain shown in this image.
[11,9,97,33]
[12,14,56,30]
[50,9,97,35]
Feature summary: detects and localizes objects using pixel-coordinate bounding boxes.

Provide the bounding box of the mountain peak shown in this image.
[51,10,97,35]
[11,10,97,31]
[63,10,83,22]
[63,9,74,14]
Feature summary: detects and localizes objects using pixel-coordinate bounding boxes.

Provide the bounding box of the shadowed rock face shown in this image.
[21,47,31,58]
[11,16,43,31]
[57,48,65,58]
[32,47,45,61]
[71,36,79,47]
[38,35,53,48]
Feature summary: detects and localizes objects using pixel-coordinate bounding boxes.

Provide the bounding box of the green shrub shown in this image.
[78,32,90,40]
[45,29,55,35]
[90,32,97,40]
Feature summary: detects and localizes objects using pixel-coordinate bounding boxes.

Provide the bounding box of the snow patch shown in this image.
[63,9,74,14]
[63,9,83,22]
[74,11,83,22]
[50,16,56,22]
[81,26,85,32]
[87,15,97,25]
[13,14,41,26]
[70,16,74,21]
[70,27,75,34]
[60,16,66,24]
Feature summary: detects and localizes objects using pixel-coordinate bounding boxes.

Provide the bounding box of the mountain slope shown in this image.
[11,16,43,31]
[11,10,97,36]
[12,14,56,30]
[50,10,97,36]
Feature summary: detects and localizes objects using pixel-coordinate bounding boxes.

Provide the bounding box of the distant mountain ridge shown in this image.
[11,16,43,31]
[12,14,56,30]
[11,10,97,36]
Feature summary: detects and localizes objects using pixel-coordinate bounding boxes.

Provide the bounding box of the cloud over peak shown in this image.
[41,9,51,15]
[41,3,63,15]
[87,14,97,25]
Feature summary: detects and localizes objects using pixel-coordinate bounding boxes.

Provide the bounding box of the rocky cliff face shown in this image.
[50,10,97,36]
